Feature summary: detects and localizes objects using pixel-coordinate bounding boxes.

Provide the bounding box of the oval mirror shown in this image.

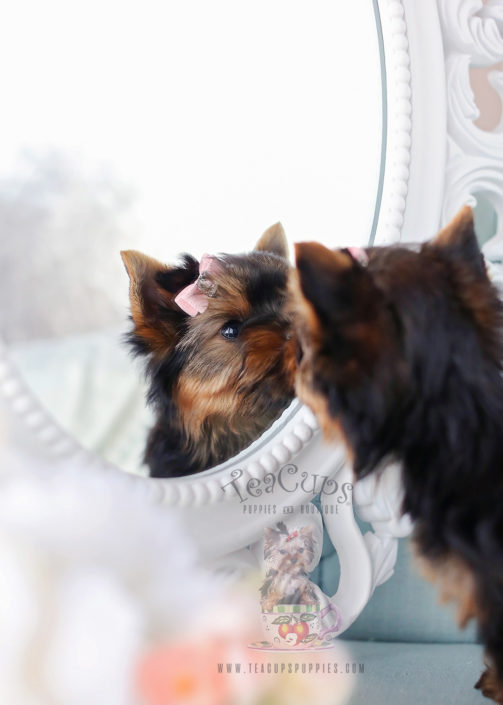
[2,0,385,475]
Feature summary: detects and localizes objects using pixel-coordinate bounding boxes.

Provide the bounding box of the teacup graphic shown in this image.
[252,603,340,651]
[251,519,342,651]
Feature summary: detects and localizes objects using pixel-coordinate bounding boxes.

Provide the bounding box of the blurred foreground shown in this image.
[0,407,354,705]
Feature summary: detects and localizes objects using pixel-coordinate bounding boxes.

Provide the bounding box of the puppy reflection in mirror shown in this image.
[261,522,318,612]
[291,207,503,702]
[121,223,296,478]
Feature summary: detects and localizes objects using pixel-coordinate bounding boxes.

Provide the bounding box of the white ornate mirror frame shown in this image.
[1,0,502,635]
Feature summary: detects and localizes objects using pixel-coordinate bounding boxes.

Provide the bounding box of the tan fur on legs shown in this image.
[414,548,480,629]
[476,663,503,704]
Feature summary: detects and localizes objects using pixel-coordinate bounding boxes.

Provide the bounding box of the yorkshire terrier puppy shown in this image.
[260,522,318,612]
[291,207,503,702]
[121,224,296,478]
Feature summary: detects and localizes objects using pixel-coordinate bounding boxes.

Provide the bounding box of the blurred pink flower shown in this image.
[136,640,231,705]
[135,635,355,705]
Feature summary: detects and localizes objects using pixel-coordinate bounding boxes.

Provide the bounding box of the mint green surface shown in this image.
[317,534,478,644]
[344,641,485,705]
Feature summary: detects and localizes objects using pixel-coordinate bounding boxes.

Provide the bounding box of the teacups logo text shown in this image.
[221,464,353,504]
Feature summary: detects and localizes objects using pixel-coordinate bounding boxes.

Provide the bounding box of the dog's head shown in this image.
[122,224,297,460]
[263,522,316,576]
[291,207,503,476]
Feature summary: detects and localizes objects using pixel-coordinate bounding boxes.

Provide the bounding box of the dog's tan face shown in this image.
[122,224,297,472]
[264,524,315,576]
[172,247,297,441]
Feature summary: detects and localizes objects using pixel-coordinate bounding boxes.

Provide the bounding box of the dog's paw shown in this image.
[475,666,503,703]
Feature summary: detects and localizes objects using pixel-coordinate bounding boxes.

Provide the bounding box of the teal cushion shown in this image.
[344,641,485,705]
[318,533,478,644]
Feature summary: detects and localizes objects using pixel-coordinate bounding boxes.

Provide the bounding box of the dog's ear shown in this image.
[121,250,199,355]
[300,525,315,548]
[300,525,314,541]
[294,241,381,327]
[293,241,386,380]
[255,222,288,259]
[264,527,280,545]
[430,206,486,278]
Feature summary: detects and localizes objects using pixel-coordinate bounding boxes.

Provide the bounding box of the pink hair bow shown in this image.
[174,254,220,316]
[347,247,369,266]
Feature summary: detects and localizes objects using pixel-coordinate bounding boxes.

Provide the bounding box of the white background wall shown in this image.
[0,0,382,264]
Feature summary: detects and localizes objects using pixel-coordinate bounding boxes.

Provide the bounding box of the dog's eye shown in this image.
[279,549,287,555]
[298,548,304,553]
[220,320,242,340]
[296,342,304,364]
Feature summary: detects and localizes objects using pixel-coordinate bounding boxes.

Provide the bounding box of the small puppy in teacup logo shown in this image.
[251,521,341,650]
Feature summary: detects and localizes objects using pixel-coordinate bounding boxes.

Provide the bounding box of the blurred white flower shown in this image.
[44,570,142,705]
[0,419,354,705]
[0,151,141,343]
[0,442,217,705]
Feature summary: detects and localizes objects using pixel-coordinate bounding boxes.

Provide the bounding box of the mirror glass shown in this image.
[2,1,384,475]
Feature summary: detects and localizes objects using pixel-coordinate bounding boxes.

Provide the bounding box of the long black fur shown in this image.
[294,211,503,700]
